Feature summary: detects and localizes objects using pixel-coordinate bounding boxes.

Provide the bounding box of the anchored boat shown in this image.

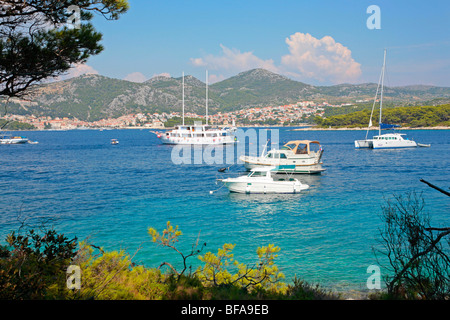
[0,135,29,144]
[153,71,237,145]
[218,166,310,194]
[239,140,325,174]
[355,50,427,149]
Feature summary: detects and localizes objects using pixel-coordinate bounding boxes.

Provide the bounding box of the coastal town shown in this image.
[2,100,344,130]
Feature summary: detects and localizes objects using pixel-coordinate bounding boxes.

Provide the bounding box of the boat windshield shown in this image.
[248,171,268,177]
[281,143,296,150]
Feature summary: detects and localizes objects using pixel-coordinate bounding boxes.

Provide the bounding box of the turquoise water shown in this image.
[0,128,448,292]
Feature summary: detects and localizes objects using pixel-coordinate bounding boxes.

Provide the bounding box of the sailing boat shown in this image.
[153,71,237,145]
[354,50,419,149]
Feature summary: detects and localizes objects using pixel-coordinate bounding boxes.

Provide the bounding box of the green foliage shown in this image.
[0,228,77,299]
[0,119,36,130]
[318,104,450,128]
[196,243,286,294]
[0,0,129,97]
[148,221,206,278]
[284,276,339,300]
[377,192,450,300]
[0,224,344,300]
[149,222,286,294]
[71,242,168,300]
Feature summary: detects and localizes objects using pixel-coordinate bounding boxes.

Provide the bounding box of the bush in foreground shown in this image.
[0,225,337,300]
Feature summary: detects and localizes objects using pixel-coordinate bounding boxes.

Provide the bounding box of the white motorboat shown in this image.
[0,135,29,144]
[239,140,325,174]
[153,71,237,145]
[218,166,310,194]
[355,50,424,149]
[111,139,119,145]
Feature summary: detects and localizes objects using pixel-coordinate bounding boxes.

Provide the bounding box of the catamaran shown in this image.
[354,50,423,149]
[153,71,237,145]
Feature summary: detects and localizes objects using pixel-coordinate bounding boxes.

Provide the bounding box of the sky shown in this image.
[71,0,450,87]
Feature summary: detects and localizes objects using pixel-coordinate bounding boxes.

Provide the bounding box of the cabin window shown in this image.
[279,153,287,159]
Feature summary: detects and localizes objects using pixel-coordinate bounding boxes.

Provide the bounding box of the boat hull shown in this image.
[222,180,308,194]
[159,136,236,145]
[0,137,29,144]
[355,135,418,149]
[241,157,325,174]
[354,139,373,148]
[372,140,417,149]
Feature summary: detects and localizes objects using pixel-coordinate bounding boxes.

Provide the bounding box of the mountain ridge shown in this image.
[8,68,450,121]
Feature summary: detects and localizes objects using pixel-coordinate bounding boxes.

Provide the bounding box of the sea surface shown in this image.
[0,128,448,293]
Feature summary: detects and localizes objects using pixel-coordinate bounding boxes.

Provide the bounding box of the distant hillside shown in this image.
[210,69,315,111]
[21,74,211,121]
[7,68,450,121]
[317,104,450,128]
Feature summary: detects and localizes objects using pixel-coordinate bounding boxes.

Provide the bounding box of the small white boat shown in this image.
[417,143,431,147]
[240,140,325,174]
[111,139,119,145]
[0,135,29,144]
[218,166,309,194]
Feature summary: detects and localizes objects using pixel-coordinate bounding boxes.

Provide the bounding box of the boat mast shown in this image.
[365,61,383,140]
[206,70,208,126]
[182,72,185,126]
[379,49,386,136]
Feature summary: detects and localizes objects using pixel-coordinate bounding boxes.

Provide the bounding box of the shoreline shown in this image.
[5,125,449,132]
[292,125,449,131]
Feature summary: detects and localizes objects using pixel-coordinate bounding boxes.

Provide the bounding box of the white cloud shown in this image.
[208,73,226,84]
[49,63,98,82]
[124,72,147,83]
[151,72,171,79]
[280,33,361,83]
[67,63,99,77]
[191,44,278,74]
[191,33,362,84]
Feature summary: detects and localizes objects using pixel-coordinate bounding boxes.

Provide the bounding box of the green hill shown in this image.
[7,68,450,121]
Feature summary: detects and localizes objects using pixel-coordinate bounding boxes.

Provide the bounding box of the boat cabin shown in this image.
[166,124,232,138]
[280,140,322,155]
[247,167,278,179]
[373,133,408,141]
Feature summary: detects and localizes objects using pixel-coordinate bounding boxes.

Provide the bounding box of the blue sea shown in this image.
[1,128,448,293]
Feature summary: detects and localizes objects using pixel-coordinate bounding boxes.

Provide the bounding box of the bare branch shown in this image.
[420,179,450,197]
